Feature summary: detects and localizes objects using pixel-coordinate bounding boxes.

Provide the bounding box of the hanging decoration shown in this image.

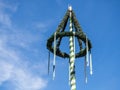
[46,6,93,90]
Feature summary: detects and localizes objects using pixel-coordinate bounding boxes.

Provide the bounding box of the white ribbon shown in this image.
[86,36,89,66]
[53,32,56,80]
[84,57,87,83]
[89,50,93,75]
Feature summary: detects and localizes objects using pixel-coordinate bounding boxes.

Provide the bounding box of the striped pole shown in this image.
[69,6,76,90]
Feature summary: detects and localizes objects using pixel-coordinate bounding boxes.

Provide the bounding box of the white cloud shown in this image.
[0,1,18,27]
[36,23,47,29]
[0,1,48,90]
[0,61,47,90]
[12,66,47,90]
[0,11,11,26]
[0,61,13,85]
[0,1,18,12]
[0,39,47,90]
[34,20,55,33]
[0,1,16,27]
[6,30,41,49]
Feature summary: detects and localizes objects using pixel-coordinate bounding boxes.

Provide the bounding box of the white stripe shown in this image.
[71,85,76,90]
[70,23,72,27]
[70,38,72,41]
[70,63,74,68]
[70,58,74,62]
[70,47,74,51]
[70,42,73,46]
[71,78,76,84]
[70,52,74,56]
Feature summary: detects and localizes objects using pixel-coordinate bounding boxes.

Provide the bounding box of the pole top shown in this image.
[68,5,72,11]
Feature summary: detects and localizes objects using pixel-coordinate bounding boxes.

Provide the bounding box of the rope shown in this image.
[69,6,76,90]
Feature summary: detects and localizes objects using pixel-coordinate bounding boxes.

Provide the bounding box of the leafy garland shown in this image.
[46,10,92,58]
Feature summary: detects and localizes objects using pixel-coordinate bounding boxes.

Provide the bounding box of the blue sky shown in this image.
[0,0,120,90]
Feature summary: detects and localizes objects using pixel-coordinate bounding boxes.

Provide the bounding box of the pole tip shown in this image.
[68,5,72,11]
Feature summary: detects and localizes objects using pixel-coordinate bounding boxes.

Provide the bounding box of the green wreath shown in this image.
[47,31,92,58]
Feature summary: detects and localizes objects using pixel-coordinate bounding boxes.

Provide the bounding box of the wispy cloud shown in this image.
[0,38,47,90]
[34,20,54,33]
[0,1,48,90]
[12,65,47,90]
[0,1,18,12]
[0,10,11,27]
[0,1,17,27]
[36,23,47,29]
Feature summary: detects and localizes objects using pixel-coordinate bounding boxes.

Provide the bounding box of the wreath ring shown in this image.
[47,31,92,58]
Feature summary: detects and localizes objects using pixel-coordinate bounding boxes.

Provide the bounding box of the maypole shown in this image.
[69,6,76,90]
[46,6,93,90]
